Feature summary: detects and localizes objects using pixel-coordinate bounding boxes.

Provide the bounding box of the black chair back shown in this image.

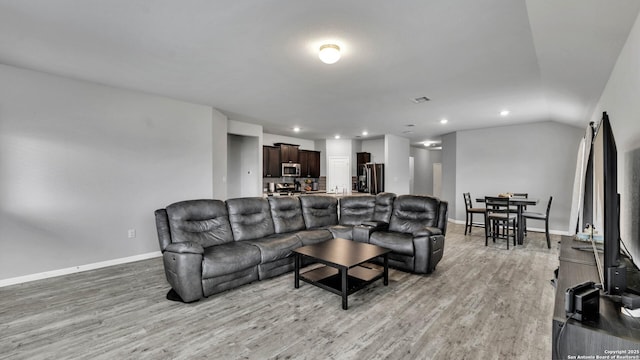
[463,192,473,210]
[545,196,553,216]
[485,196,511,216]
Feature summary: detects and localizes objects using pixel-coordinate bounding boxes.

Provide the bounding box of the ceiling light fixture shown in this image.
[362,131,368,136]
[334,135,340,139]
[319,44,341,64]
[500,110,510,117]
[440,118,448,124]
[293,127,300,132]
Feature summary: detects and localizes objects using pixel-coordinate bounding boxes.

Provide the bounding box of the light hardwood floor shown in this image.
[0,223,559,360]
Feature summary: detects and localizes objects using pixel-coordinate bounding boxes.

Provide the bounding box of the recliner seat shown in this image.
[368,195,448,274]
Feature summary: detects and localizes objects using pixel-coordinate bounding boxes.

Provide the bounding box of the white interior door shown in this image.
[327,156,350,194]
[433,162,442,198]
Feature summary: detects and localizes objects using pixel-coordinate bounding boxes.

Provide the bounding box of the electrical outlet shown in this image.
[127,229,136,238]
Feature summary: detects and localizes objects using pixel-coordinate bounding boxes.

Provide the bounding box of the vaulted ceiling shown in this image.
[1,0,639,145]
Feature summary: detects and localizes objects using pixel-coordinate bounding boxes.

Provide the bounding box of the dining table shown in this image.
[476,196,539,245]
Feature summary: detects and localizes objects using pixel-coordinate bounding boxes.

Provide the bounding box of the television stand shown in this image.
[552,236,640,359]
[571,244,603,253]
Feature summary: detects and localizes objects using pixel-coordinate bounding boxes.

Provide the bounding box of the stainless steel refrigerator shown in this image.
[363,163,384,194]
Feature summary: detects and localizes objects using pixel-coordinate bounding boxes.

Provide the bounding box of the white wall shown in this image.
[362,138,384,163]
[441,132,458,219]
[450,121,583,233]
[0,64,215,281]
[591,10,640,265]
[212,109,228,200]
[227,135,242,198]
[410,147,442,196]
[314,139,327,176]
[384,134,410,194]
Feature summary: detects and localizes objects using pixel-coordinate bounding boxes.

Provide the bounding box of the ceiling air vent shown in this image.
[411,96,430,104]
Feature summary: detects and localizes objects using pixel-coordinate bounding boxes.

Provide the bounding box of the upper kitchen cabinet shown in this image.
[263,145,281,177]
[299,150,320,178]
[275,143,299,163]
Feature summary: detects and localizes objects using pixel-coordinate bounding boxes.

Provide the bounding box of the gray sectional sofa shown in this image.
[154,193,448,303]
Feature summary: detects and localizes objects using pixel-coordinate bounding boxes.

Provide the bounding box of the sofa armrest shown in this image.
[353,225,374,243]
[165,241,204,255]
[412,226,442,238]
[162,242,204,302]
[155,208,172,252]
[412,233,445,274]
[361,220,389,231]
[437,200,448,235]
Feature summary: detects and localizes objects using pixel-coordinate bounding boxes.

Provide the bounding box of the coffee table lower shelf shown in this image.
[299,263,384,297]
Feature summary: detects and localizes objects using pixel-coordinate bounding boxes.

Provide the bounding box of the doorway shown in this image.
[327,156,351,194]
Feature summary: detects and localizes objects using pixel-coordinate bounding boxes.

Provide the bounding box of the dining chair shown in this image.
[511,192,528,232]
[484,196,517,249]
[463,192,486,235]
[521,196,552,249]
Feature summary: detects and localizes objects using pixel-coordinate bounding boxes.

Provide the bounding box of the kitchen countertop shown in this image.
[263,191,372,197]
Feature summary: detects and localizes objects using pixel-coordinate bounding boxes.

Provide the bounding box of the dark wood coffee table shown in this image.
[293,237,391,310]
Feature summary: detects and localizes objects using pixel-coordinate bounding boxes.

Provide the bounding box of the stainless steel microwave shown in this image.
[281,163,301,177]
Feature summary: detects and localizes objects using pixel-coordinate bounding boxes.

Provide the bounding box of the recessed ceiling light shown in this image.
[440,119,448,124]
[500,110,510,117]
[293,127,300,132]
[405,124,416,127]
[334,135,340,139]
[319,44,341,64]
[362,131,368,136]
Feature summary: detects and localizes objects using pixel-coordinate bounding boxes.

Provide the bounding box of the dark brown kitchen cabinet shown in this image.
[299,150,320,178]
[298,150,309,177]
[275,143,299,163]
[308,150,320,178]
[263,146,281,177]
[357,152,371,177]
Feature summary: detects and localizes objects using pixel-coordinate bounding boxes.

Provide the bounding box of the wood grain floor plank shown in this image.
[0,223,559,359]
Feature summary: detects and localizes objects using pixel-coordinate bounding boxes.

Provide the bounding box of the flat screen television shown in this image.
[591,112,626,295]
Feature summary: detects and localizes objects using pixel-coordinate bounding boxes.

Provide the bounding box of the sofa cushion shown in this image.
[166,199,233,248]
[369,232,415,256]
[372,192,396,223]
[268,196,306,234]
[299,195,338,229]
[201,242,261,278]
[296,229,334,246]
[339,196,375,225]
[246,233,302,263]
[388,195,440,234]
[226,197,275,241]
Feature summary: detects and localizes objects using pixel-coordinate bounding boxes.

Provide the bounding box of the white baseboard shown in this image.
[0,251,162,288]
[447,219,569,236]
